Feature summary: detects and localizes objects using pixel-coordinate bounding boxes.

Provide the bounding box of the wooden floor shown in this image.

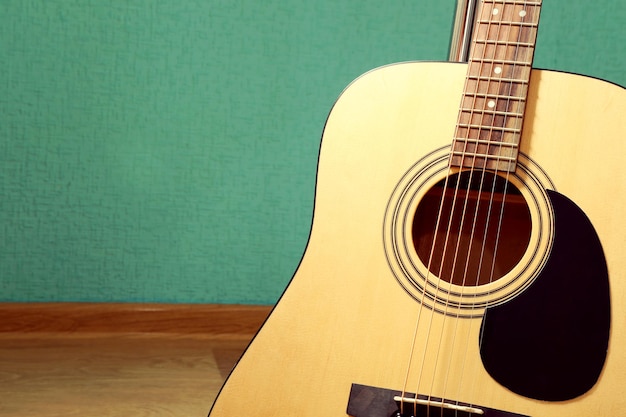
[0,332,251,417]
[0,303,266,417]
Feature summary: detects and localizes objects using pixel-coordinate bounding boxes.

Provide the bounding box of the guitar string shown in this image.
[401,34,485,415]
[399,3,496,403]
[424,14,498,408]
[458,0,540,413]
[450,0,516,411]
[399,149,460,416]
[416,0,538,414]
[397,59,470,413]
[433,1,515,413]
[440,2,512,413]
[394,53,481,410]
[403,149,462,417]
[402,1,539,415]
[406,1,496,415]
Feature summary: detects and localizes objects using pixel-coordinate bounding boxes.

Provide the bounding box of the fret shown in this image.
[473,32,538,46]
[455,128,522,144]
[461,94,527,107]
[459,107,524,118]
[470,57,532,66]
[473,32,539,49]
[457,117,522,132]
[450,159,517,171]
[482,0,541,4]
[457,123,521,134]
[453,131,521,147]
[465,78,529,89]
[466,75,529,85]
[470,43,534,63]
[473,33,539,51]
[458,110,525,132]
[465,77,529,98]
[451,151,517,162]
[450,151,518,171]
[475,19,538,28]
[463,91,527,100]
[453,138,520,148]
[473,39,535,47]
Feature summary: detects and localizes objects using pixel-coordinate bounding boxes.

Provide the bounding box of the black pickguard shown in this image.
[480,189,611,401]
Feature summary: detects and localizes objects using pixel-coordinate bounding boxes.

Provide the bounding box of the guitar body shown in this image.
[209,62,626,416]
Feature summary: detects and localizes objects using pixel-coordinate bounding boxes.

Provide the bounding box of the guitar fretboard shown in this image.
[451,0,542,172]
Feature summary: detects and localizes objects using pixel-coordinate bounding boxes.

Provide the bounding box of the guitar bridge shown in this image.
[347,383,529,417]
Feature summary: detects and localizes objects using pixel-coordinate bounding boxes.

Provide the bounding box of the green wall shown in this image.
[1,1,624,305]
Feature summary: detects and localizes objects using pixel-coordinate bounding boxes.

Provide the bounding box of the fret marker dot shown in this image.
[488,100,496,108]
[519,10,527,17]
[494,66,502,74]
[493,8,499,15]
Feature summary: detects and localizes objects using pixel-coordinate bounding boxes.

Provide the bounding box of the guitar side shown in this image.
[208,62,626,417]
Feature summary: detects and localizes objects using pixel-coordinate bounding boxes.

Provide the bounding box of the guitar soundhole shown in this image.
[412,170,532,287]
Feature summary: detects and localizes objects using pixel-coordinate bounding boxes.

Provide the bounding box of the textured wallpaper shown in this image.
[1,0,624,304]
[0,0,455,304]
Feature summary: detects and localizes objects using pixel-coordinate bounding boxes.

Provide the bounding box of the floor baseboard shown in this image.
[0,302,272,336]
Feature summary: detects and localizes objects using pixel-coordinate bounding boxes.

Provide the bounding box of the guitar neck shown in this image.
[451,0,542,172]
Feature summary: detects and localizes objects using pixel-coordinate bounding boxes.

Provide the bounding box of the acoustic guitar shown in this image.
[209,0,626,415]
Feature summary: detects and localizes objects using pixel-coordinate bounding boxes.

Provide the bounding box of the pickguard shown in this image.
[480,189,611,401]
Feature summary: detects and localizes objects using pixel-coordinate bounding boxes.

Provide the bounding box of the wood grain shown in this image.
[0,303,265,416]
[0,303,272,336]
[0,333,251,417]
